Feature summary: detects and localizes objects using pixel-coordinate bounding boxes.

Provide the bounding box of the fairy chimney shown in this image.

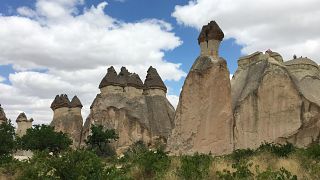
[16,112,33,137]
[144,66,167,97]
[198,21,224,58]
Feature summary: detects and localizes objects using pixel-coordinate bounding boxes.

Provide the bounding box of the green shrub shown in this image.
[216,161,254,180]
[258,142,295,157]
[231,148,255,162]
[18,125,72,155]
[85,125,118,157]
[0,155,22,176]
[17,151,56,180]
[177,153,213,180]
[18,150,106,180]
[103,166,132,180]
[256,167,297,180]
[303,143,320,160]
[122,141,171,179]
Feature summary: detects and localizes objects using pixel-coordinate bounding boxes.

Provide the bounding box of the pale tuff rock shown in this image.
[50,94,83,148]
[168,21,234,155]
[83,66,174,153]
[232,50,320,149]
[0,104,8,124]
[16,112,33,137]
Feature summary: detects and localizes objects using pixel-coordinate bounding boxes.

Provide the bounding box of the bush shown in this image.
[18,150,106,180]
[258,142,295,157]
[18,125,72,155]
[122,141,171,179]
[303,143,320,160]
[231,148,255,162]
[103,166,132,180]
[177,153,213,180]
[86,125,118,157]
[216,161,254,180]
[0,121,16,156]
[217,161,297,180]
[256,167,297,180]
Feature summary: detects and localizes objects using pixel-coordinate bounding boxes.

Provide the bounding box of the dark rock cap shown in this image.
[50,94,71,110]
[99,66,119,89]
[16,112,28,122]
[198,21,224,44]
[117,67,131,87]
[127,73,144,89]
[70,96,83,108]
[144,66,167,92]
[0,104,8,122]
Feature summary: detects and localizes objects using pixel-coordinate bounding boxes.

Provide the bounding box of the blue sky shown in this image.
[0,0,319,124]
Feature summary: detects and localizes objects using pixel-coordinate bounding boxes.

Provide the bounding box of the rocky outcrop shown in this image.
[0,104,8,124]
[83,66,175,153]
[232,51,320,149]
[16,112,33,137]
[50,94,83,148]
[168,21,234,155]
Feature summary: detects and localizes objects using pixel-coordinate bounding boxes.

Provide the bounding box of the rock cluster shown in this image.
[168,21,234,155]
[0,104,7,124]
[83,66,174,153]
[16,112,33,137]
[50,94,83,148]
[232,51,320,149]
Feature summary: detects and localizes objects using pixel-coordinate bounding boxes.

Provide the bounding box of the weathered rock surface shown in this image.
[0,104,7,124]
[232,52,320,149]
[83,66,175,153]
[50,94,83,148]
[168,21,234,155]
[16,112,33,137]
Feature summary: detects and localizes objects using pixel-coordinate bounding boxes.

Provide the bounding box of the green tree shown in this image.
[19,124,72,154]
[0,120,16,156]
[85,125,119,156]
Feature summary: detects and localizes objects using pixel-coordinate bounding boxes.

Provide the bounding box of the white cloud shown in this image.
[172,0,320,62]
[0,75,5,82]
[167,95,179,109]
[0,0,186,125]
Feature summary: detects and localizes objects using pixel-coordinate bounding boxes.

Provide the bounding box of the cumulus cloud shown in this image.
[172,0,320,62]
[0,0,185,124]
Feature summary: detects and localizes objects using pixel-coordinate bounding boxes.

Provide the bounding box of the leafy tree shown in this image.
[85,125,119,156]
[0,120,16,156]
[18,124,72,154]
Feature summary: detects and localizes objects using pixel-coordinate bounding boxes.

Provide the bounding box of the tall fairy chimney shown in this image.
[16,112,33,137]
[198,21,224,58]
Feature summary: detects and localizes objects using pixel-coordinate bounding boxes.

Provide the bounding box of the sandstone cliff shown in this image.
[83,66,175,153]
[232,51,320,149]
[0,104,7,124]
[50,94,83,148]
[168,21,234,155]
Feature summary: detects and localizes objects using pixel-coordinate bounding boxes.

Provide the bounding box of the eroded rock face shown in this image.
[168,21,234,155]
[83,67,175,153]
[168,56,233,155]
[232,52,320,149]
[0,104,7,124]
[50,95,83,148]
